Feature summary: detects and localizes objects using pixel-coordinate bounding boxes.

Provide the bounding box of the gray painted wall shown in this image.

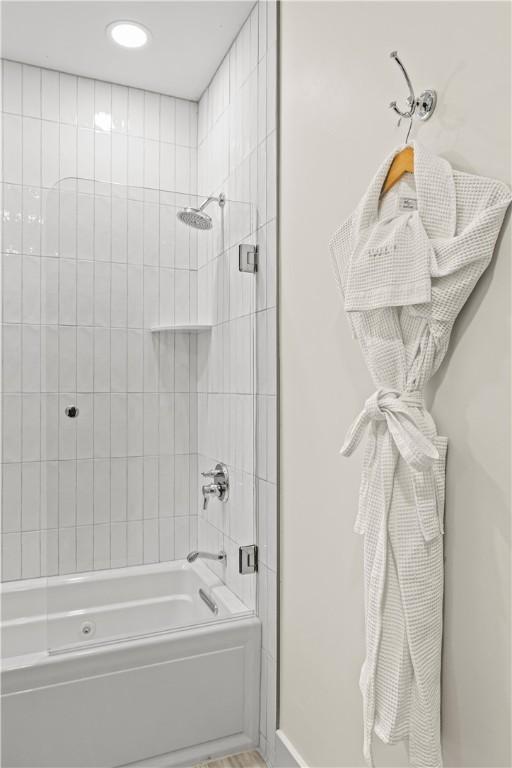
[279,3,511,766]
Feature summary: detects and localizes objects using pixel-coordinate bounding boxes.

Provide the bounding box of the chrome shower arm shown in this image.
[198,193,226,211]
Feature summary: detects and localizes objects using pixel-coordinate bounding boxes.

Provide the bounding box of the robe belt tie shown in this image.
[340,388,439,471]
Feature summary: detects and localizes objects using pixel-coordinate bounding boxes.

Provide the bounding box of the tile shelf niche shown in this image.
[150,323,213,333]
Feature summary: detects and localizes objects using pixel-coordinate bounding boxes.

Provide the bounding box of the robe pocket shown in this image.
[412,436,448,542]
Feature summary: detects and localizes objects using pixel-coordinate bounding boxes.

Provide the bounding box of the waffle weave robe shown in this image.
[329,141,511,768]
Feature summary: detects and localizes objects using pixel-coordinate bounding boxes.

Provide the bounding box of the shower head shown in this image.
[177,193,225,230]
[177,208,213,230]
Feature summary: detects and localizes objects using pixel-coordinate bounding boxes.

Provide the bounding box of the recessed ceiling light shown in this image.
[107,21,150,49]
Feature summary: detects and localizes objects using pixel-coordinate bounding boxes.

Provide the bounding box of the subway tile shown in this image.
[112,196,128,261]
[127,457,143,521]
[77,393,94,459]
[159,142,175,193]
[59,259,77,325]
[2,114,22,184]
[111,328,127,392]
[41,394,59,461]
[2,463,22,533]
[111,522,127,568]
[158,454,174,518]
[22,324,41,392]
[93,523,110,570]
[2,183,23,254]
[76,459,94,525]
[3,324,22,392]
[93,394,110,458]
[59,527,77,573]
[127,199,143,265]
[3,60,22,114]
[59,392,76,460]
[127,520,143,565]
[22,64,41,118]
[77,77,95,129]
[77,525,94,572]
[94,194,111,261]
[127,330,144,392]
[111,263,128,327]
[128,135,144,188]
[144,91,160,141]
[22,530,41,578]
[22,117,41,187]
[112,84,128,133]
[160,96,175,143]
[175,146,191,194]
[143,393,159,455]
[41,460,59,528]
[77,127,94,179]
[143,200,159,265]
[143,518,158,563]
[42,69,60,121]
[144,139,159,190]
[22,394,41,462]
[60,73,78,125]
[94,81,112,132]
[143,456,159,519]
[59,185,77,259]
[143,266,159,328]
[93,459,109,524]
[127,393,143,457]
[112,133,128,187]
[3,253,22,323]
[158,517,173,561]
[110,393,127,457]
[174,516,189,559]
[94,261,111,327]
[76,260,94,326]
[22,186,42,255]
[60,123,77,179]
[21,461,40,531]
[58,459,76,527]
[41,258,59,325]
[42,120,60,188]
[110,458,127,522]
[175,100,190,146]
[128,88,145,136]
[59,326,77,392]
[93,328,110,392]
[41,528,59,576]
[95,130,111,182]
[127,265,143,328]
[2,532,21,580]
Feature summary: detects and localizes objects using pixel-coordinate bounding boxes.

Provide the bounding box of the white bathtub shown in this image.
[1,561,261,768]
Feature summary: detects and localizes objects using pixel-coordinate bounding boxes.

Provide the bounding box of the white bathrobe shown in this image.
[329,141,511,768]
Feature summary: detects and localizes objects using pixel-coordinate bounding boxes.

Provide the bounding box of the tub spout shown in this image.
[187,550,226,564]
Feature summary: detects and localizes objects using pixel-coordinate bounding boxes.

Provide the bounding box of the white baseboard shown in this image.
[273,730,308,768]
[121,734,257,767]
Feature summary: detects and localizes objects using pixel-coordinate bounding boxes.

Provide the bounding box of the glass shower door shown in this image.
[41,178,258,652]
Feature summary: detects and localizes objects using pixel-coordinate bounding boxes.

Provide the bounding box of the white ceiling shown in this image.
[1,1,254,100]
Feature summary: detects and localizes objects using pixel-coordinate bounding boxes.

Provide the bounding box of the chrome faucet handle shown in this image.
[200,463,229,511]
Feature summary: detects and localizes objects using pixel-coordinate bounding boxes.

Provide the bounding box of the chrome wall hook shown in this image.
[388,51,437,125]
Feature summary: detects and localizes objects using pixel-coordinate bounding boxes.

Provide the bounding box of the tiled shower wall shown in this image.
[1,61,200,579]
[197,1,278,762]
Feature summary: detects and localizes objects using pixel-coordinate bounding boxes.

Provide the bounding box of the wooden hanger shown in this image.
[381,145,414,196]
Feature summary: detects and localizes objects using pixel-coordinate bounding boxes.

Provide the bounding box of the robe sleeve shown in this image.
[329,215,357,337]
[430,173,511,324]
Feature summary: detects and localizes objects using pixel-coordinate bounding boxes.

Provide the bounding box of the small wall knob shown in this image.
[65,405,79,418]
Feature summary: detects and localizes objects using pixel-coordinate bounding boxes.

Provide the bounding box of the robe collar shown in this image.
[352,140,457,244]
